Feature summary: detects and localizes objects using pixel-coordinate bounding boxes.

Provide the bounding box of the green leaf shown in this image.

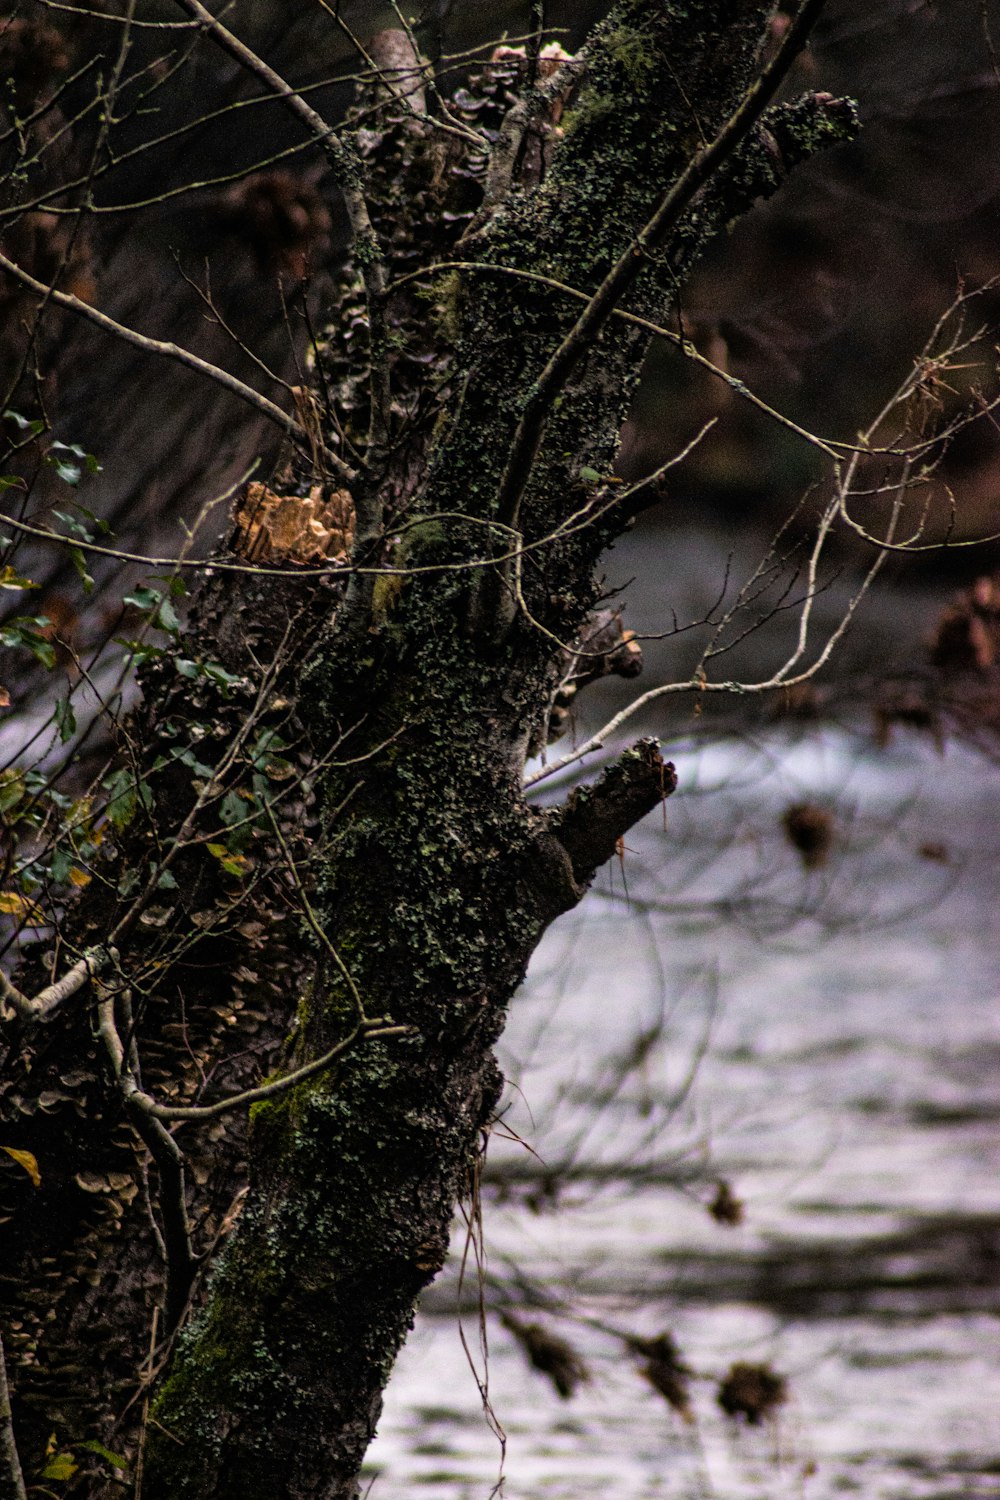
[251,729,289,770]
[103,769,138,830]
[3,409,45,437]
[46,447,100,489]
[200,661,243,692]
[155,867,178,891]
[175,657,242,695]
[0,617,55,670]
[52,508,91,539]
[169,745,214,779]
[251,772,273,806]
[206,842,250,878]
[115,639,165,668]
[123,585,160,611]
[0,769,25,814]
[77,1439,128,1471]
[48,847,75,886]
[579,465,602,484]
[155,596,180,635]
[69,545,95,594]
[122,584,179,636]
[219,789,248,827]
[48,455,83,486]
[54,696,76,744]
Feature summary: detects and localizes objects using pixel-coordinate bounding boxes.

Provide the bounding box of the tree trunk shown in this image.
[0,4,856,1496]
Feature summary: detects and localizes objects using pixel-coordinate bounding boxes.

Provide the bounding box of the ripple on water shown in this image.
[368,732,1000,1498]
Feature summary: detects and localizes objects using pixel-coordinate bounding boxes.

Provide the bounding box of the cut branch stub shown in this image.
[550,738,676,884]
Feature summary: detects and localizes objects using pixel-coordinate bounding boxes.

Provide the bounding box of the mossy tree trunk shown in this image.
[1,4,856,1498]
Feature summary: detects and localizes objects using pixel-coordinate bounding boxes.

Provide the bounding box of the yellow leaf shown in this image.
[0,889,43,923]
[2,1146,41,1187]
[0,564,38,590]
[41,1451,79,1480]
[67,866,92,888]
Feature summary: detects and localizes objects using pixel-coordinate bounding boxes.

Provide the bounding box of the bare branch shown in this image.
[550,738,676,883]
[0,1331,27,1500]
[0,945,113,1026]
[170,0,391,480]
[491,0,830,541]
[0,246,357,485]
[134,1021,415,1124]
[93,984,196,1332]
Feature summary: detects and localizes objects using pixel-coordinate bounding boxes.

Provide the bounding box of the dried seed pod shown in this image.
[500,1311,590,1399]
[782,802,833,870]
[629,1332,693,1421]
[708,1179,744,1227]
[717,1361,787,1425]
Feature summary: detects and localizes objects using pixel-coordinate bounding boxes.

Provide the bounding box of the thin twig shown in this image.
[170,0,388,487]
[0,1331,27,1500]
[491,0,829,542]
[0,246,356,485]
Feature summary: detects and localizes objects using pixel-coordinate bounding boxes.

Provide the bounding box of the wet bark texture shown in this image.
[0,3,857,1498]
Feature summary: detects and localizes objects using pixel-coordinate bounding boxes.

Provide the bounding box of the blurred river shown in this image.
[364,526,1000,1499]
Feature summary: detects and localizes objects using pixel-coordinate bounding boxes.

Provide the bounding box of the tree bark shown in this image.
[0,3,857,1496]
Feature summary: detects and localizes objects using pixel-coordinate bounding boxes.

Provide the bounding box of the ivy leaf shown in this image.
[219,789,249,827]
[116,639,166,668]
[169,745,214,779]
[2,1145,41,1187]
[200,661,243,694]
[49,847,75,886]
